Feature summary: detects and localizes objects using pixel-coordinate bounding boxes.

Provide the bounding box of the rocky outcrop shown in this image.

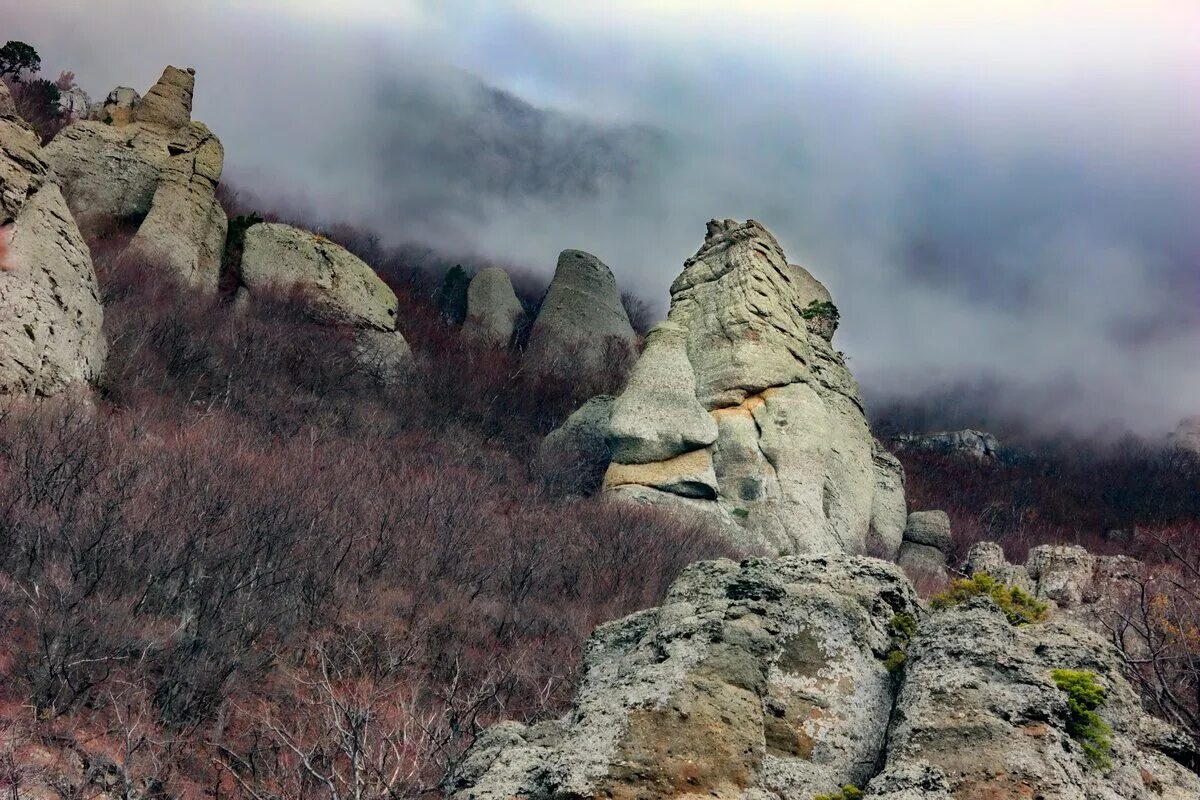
[537,395,615,493]
[57,86,91,121]
[892,428,1001,461]
[1170,416,1200,456]
[962,541,1144,631]
[0,82,47,222]
[126,122,227,291]
[867,599,1198,799]
[896,510,952,583]
[455,553,1198,800]
[45,66,227,290]
[526,249,636,373]
[0,81,105,396]
[602,219,900,556]
[239,223,410,377]
[0,172,105,394]
[462,267,524,346]
[452,555,921,800]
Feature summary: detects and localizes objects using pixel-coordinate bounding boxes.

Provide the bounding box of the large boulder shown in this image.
[602,219,900,556]
[240,223,398,330]
[0,183,105,395]
[57,86,91,121]
[45,67,226,290]
[526,249,636,373]
[239,223,411,379]
[867,599,1200,799]
[452,555,921,800]
[462,267,524,346]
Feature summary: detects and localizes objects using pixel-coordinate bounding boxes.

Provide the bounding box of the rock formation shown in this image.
[238,222,410,377]
[454,553,1199,800]
[57,86,91,121]
[892,428,1001,461]
[869,598,1198,799]
[452,556,922,800]
[1170,416,1200,456]
[536,395,616,492]
[45,66,227,290]
[602,219,905,556]
[0,81,105,396]
[462,267,524,346]
[963,542,1143,630]
[896,510,953,582]
[526,249,636,373]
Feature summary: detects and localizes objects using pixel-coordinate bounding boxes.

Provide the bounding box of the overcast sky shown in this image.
[6,0,1199,436]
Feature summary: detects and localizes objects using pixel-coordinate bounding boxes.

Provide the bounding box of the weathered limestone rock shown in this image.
[452,555,921,800]
[127,122,227,291]
[866,599,1200,799]
[0,82,48,224]
[537,395,615,492]
[903,510,952,554]
[892,428,1001,460]
[897,541,948,583]
[462,267,523,346]
[869,443,907,559]
[526,249,636,373]
[602,220,895,556]
[240,223,398,330]
[45,67,229,291]
[94,86,141,126]
[135,66,195,130]
[57,86,91,120]
[354,329,412,384]
[0,184,105,395]
[962,541,1032,591]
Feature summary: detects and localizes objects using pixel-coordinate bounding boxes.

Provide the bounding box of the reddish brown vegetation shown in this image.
[0,229,731,798]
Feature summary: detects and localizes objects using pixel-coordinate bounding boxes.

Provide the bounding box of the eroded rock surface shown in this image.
[455,552,1199,800]
[462,267,524,346]
[452,556,921,800]
[0,183,105,395]
[45,66,227,290]
[526,249,636,373]
[602,219,900,555]
[867,599,1200,799]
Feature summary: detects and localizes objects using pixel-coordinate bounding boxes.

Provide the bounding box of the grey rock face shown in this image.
[127,122,227,291]
[903,510,952,554]
[0,183,106,395]
[602,220,897,556]
[57,86,91,121]
[239,223,411,378]
[135,66,195,130]
[452,555,921,800]
[0,80,15,119]
[867,600,1200,799]
[526,249,636,373]
[892,428,1001,460]
[537,395,615,492]
[896,541,948,582]
[1,83,48,225]
[456,552,1199,800]
[45,67,228,291]
[240,223,398,330]
[462,267,524,346]
[869,443,907,560]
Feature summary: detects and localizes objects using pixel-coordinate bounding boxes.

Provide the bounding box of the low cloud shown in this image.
[6,1,1198,436]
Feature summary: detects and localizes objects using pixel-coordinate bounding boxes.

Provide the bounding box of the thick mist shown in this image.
[5,0,1198,436]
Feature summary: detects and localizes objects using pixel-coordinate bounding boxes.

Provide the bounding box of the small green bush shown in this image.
[815,785,862,800]
[1051,669,1112,769]
[800,299,839,322]
[889,612,917,641]
[731,506,749,519]
[883,648,907,673]
[929,572,1048,626]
